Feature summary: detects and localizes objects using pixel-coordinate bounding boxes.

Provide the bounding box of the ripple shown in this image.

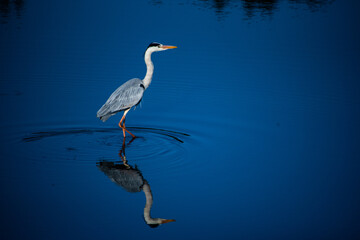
[13,125,193,179]
[22,127,189,143]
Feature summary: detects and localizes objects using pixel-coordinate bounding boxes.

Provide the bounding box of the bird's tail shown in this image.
[97,105,114,122]
[99,114,113,122]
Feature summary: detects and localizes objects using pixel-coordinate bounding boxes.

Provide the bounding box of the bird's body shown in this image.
[96,42,177,138]
[97,78,145,122]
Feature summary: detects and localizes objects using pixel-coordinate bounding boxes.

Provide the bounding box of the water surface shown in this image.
[1,0,360,239]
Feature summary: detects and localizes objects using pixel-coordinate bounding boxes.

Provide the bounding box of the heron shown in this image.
[97,42,177,138]
[97,138,175,228]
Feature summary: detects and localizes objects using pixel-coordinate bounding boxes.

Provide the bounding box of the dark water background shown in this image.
[1,0,360,239]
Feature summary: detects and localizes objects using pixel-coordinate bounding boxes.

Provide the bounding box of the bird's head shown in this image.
[146,218,176,228]
[146,42,177,53]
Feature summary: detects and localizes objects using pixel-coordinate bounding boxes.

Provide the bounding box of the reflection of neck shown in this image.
[143,181,154,223]
[143,50,154,89]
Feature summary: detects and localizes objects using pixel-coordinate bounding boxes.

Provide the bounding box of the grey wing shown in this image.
[97,162,144,192]
[97,78,145,122]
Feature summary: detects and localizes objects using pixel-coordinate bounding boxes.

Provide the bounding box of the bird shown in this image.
[97,138,175,228]
[97,42,177,138]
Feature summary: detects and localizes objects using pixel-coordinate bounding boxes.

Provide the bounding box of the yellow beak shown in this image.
[161,219,176,224]
[161,45,177,49]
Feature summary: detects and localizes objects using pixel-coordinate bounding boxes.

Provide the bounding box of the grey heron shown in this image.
[97,42,177,138]
[97,138,175,227]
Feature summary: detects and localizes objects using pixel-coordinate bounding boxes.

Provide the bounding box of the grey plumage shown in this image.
[97,161,145,193]
[96,42,177,137]
[97,78,145,122]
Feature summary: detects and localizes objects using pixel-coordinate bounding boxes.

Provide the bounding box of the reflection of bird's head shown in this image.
[145,218,176,228]
[145,42,177,54]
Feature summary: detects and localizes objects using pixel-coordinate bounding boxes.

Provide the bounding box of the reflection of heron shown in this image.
[97,42,177,138]
[97,138,175,228]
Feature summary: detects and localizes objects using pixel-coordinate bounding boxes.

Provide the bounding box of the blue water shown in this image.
[1,0,360,239]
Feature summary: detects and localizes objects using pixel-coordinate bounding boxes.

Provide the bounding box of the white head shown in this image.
[145,42,177,54]
[142,42,177,89]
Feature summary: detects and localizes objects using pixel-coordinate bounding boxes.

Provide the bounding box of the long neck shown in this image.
[143,50,154,89]
[143,181,154,222]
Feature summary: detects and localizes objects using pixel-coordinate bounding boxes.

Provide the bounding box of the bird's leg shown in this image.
[118,109,136,138]
[119,149,130,168]
[123,121,136,138]
[118,114,127,138]
[119,136,126,156]
[118,111,127,128]
[118,138,130,168]
[122,127,126,138]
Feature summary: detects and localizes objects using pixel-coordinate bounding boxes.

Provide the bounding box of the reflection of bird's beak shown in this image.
[161,219,176,224]
[161,45,177,49]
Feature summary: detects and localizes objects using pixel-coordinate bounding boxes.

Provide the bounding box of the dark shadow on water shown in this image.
[97,138,176,228]
[0,0,10,22]
[0,0,335,24]
[22,126,189,143]
[0,0,25,24]
[242,0,279,19]
[150,0,335,20]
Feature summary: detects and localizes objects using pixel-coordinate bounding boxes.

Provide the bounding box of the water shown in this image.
[1,0,360,239]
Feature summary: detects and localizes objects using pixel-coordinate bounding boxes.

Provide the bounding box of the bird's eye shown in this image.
[158,45,162,48]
